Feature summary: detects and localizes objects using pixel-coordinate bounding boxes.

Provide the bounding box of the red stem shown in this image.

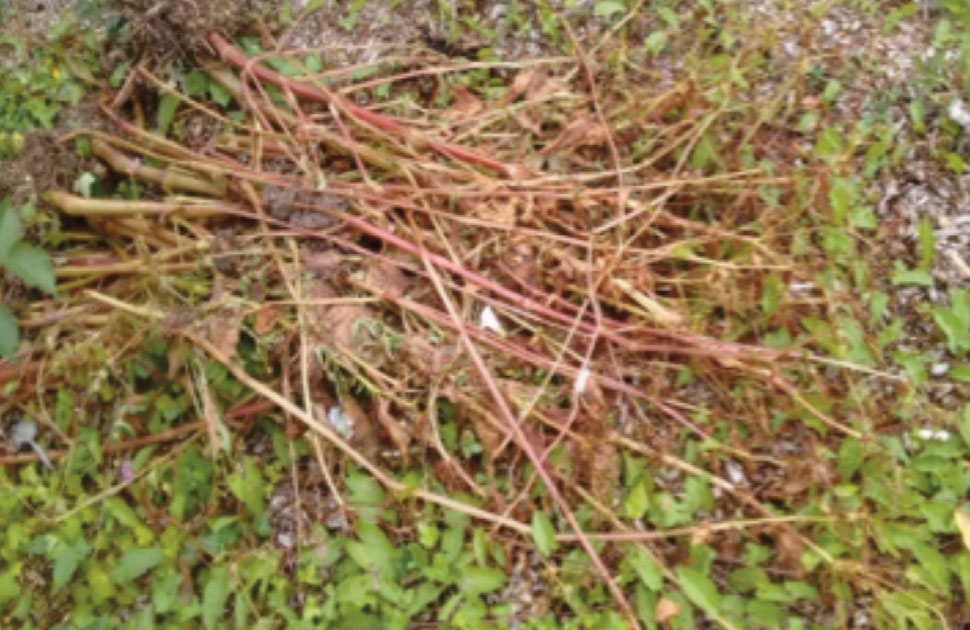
[207,33,517,177]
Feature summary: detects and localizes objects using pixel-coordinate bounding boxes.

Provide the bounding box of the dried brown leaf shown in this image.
[655,597,681,624]
[541,116,607,154]
[207,306,244,359]
[445,88,484,120]
[253,304,283,335]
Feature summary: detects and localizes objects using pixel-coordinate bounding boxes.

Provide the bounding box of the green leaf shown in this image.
[152,569,181,614]
[828,177,853,225]
[0,304,18,359]
[949,364,970,382]
[112,548,164,583]
[209,81,232,108]
[156,93,179,136]
[677,565,721,614]
[623,480,649,520]
[890,265,933,287]
[4,243,56,294]
[202,565,231,630]
[0,199,24,260]
[347,521,397,580]
[594,1,626,18]
[52,539,91,594]
[960,405,970,448]
[629,547,663,590]
[814,126,844,158]
[932,304,970,355]
[531,510,558,557]
[760,274,783,317]
[184,70,208,97]
[417,521,439,549]
[644,31,668,55]
[459,567,506,595]
[917,219,935,269]
[822,79,841,105]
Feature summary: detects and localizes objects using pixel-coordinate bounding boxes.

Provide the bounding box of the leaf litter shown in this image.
[5,1,970,628]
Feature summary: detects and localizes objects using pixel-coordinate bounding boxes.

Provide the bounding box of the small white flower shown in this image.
[917,427,951,441]
[948,98,970,130]
[724,460,746,485]
[574,366,591,395]
[478,305,504,333]
[327,406,355,439]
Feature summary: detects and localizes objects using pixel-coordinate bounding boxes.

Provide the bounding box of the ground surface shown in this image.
[3,1,970,630]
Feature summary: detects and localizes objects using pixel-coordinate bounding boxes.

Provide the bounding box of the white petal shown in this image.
[327,406,355,439]
[479,305,504,333]
[948,98,970,129]
[574,366,591,394]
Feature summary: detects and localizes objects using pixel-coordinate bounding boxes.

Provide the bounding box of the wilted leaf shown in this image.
[955,508,970,553]
[655,596,681,623]
[531,510,558,557]
[543,116,607,154]
[445,88,484,120]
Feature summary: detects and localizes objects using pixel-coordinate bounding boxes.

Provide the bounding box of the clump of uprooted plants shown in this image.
[4,27,906,630]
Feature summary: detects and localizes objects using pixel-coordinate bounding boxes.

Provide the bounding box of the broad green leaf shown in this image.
[347,521,396,580]
[931,306,970,354]
[4,242,56,294]
[822,80,841,105]
[112,548,164,583]
[459,567,506,595]
[202,565,231,630]
[0,304,18,359]
[0,565,20,607]
[52,539,90,594]
[209,81,232,108]
[677,566,721,614]
[156,93,179,136]
[417,521,439,549]
[227,456,265,521]
[828,177,853,224]
[629,547,663,590]
[761,274,783,317]
[594,1,626,18]
[152,568,181,614]
[531,510,558,557]
[623,480,649,520]
[950,364,970,382]
[657,6,678,27]
[814,126,844,158]
[644,31,668,55]
[890,266,933,287]
[105,497,155,544]
[0,199,24,259]
[184,70,208,97]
